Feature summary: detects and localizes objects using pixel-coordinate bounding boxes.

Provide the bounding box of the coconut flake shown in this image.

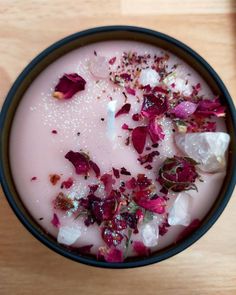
[57,226,81,246]
[175,132,230,173]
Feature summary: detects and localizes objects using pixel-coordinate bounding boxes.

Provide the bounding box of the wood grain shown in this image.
[0,1,235,294]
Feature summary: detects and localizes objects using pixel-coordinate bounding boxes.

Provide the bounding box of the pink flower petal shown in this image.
[53,73,86,99]
[131,126,148,154]
[171,101,198,119]
[51,213,60,228]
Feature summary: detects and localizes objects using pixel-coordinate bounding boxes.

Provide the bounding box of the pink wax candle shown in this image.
[10,40,230,262]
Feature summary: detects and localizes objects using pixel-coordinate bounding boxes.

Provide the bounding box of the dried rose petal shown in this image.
[89,160,101,178]
[102,227,124,247]
[108,56,116,65]
[89,184,99,193]
[49,174,61,185]
[125,177,137,190]
[136,174,152,190]
[133,241,149,256]
[132,126,148,154]
[177,219,201,241]
[148,117,165,143]
[125,86,136,96]
[65,151,100,178]
[100,173,115,196]
[115,103,131,118]
[132,113,141,121]
[54,192,74,211]
[77,244,93,254]
[110,216,127,231]
[195,98,225,117]
[98,247,123,263]
[120,73,131,81]
[51,129,58,134]
[141,93,168,118]
[65,151,90,175]
[61,177,73,189]
[120,167,131,176]
[51,213,60,228]
[158,156,199,192]
[31,176,37,181]
[112,168,120,179]
[134,191,166,214]
[53,73,86,99]
[138,151,159,165]
[120,212,138,231]
[171,101,198,119]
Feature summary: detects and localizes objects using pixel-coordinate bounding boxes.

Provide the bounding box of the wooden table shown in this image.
[0,1,235,294]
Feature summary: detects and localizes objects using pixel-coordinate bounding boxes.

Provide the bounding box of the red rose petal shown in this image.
[177,219,201,241]
[134,192,166,214]
[195,98,226,117]
[131,126,147,154]
[115,103,131,118]
[53,73,86,100]
[77,244,93,254]
[102,227,124,247]
[65,151,90,175]
[89,160,101,178]
[51,213,60,228]
[141,93,168,118]
[100,173,116,196]
[61,177,73,189]
[112,168,120,179]
[98,247,124,263]
[125,86,136,96]
[120,73,131,81]
[108,56,116,65]
[133,241,149,256]
[148,117,165,143]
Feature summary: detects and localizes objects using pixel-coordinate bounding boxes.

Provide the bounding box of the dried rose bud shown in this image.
[158,156,199,192]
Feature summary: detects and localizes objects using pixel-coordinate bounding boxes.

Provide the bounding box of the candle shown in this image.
[10,40,229,262]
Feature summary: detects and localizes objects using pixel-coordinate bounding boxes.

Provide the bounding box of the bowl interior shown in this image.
[1,26,236,268]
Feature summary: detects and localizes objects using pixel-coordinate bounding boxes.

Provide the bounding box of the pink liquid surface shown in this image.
[10,41,227,258]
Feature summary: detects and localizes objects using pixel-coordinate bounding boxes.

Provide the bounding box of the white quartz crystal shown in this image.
[139,68,160,87]
[89,56,109,78]
[164,73,192,96]
[168,192,191,226]
[57,226,81,246]
[140,221,159,247]
[175,132,230,173]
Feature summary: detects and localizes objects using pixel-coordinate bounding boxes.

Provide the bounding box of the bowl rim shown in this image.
[1,25,236,269]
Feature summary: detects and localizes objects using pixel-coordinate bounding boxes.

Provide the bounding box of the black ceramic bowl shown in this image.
[1,26,236,269]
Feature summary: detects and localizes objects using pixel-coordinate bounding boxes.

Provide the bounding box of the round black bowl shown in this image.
[0,26,236,268]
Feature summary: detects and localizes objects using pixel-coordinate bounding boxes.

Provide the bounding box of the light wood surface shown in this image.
[0,1,235,294]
